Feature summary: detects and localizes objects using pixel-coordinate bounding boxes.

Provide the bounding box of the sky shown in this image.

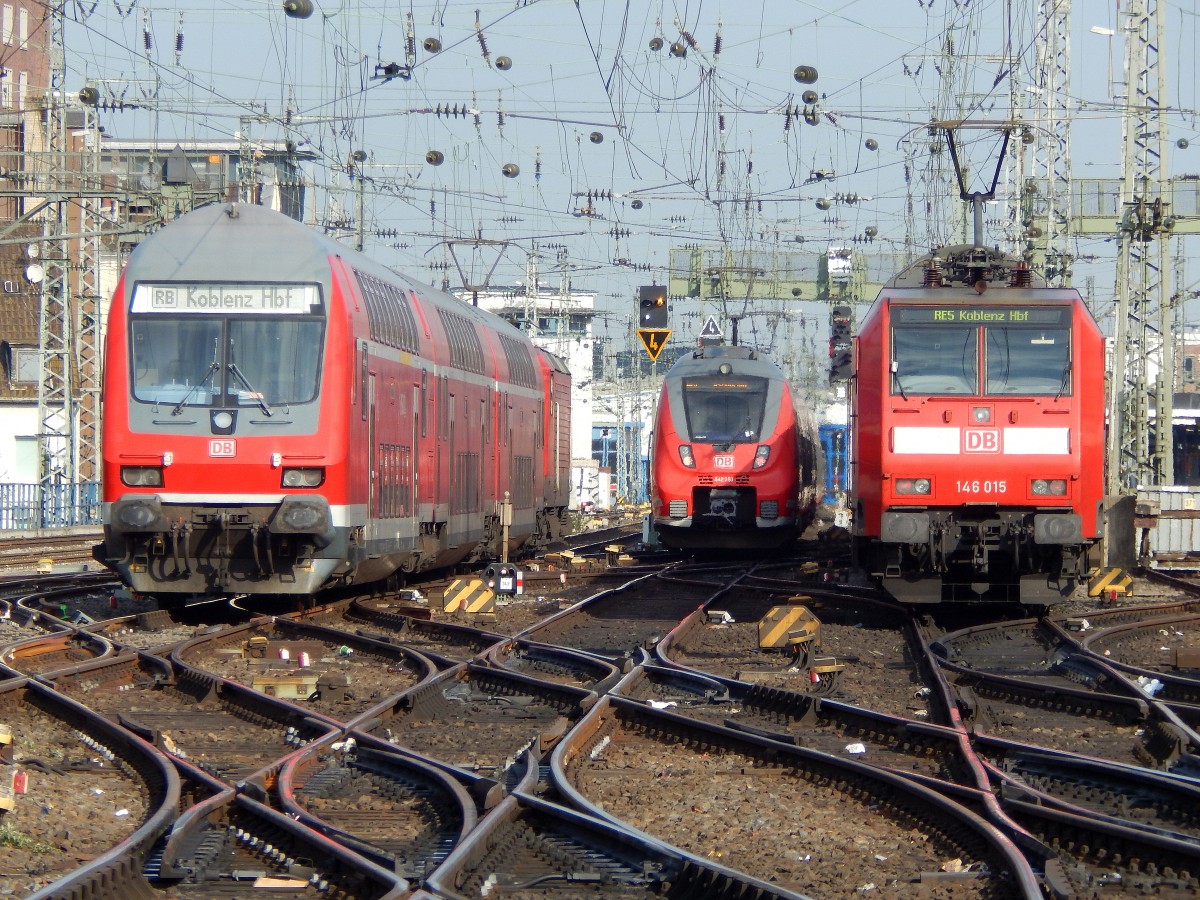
[58,0,1200,346]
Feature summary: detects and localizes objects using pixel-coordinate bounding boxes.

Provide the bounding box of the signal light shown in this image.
[1032,478,1068,496]
[121,466,164,487]
[638,285,669,328]
[829,304,854,382]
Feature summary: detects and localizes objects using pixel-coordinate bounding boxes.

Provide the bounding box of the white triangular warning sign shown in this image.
[699,316,723,339]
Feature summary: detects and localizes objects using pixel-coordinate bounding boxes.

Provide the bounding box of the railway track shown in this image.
[553,694,1041,897]
[5,542,1200,896]
[0,530,102,576]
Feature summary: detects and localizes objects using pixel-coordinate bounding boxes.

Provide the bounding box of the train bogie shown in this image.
[650,344,821,552]
[851,246,1106,604]
[95,203,571,602]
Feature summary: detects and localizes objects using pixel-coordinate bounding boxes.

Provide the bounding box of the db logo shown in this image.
[209,439,236,457]
[713,455,735,469]
[964,430,999,453]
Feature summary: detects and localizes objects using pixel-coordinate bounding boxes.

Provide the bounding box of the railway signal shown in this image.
[829,304,854,382]
[638,285,668,329]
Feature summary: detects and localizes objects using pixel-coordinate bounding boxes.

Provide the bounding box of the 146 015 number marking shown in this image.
[956,479,1006,494]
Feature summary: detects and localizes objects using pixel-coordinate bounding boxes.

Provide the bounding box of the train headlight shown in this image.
[281,467,325,488]
[120,466,164,487]
[894,477,932,495]
[972,407,992,423]
[752,445,771,469]
[1031,478,1068,496]
[678,445,696,469]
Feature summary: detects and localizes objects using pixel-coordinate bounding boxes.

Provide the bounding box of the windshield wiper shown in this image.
[228,363,274,416]
[1054,362,1071,401]
[171,361,220,415]
[889,360,908,400]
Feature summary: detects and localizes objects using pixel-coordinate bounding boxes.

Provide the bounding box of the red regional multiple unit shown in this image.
[650,343,822,552]
[95,203,571,605]
[852,245,1106,605]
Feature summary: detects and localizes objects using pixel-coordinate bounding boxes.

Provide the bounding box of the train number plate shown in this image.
[956,480,1007,494]
[209,439,236,457]
[713,455,735,469]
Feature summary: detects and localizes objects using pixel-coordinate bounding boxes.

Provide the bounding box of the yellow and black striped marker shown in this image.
[441,578,495,615]
[1088,567,1133,597]
[758,605,820,650]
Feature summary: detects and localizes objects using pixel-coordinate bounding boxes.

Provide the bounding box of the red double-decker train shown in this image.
[650,343,822,551]
[95,203,572,605]
[852,245,1106,605]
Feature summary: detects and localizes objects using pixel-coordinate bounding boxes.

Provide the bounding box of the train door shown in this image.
[482,390,493,510]
[419,370,432,507]
[435,375,446,511]
[368,374,377,518]
[412,385,421,512]
[448,391,456,515]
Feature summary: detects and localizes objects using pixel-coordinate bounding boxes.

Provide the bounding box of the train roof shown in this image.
[120,202,534,344]
[663,342,786,379]
[884,244,1048,290]
[124,202,336,286]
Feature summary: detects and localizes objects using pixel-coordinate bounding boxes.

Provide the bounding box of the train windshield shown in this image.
[130,315,325,408]
[682,376,768,443]
[891,307,1072,397]
[891,326,978,395]
[985,327,1071,395]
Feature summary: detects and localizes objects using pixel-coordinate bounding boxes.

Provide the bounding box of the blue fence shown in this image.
[0,482,101,530]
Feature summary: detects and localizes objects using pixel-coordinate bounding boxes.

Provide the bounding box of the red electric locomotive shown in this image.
[852,245,1106,604]
[650,343,822,551]
[95,203,572,604]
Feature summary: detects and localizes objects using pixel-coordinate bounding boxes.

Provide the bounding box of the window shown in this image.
[14,435,36,482]
[17,7,25,48]
[682,375,769,443]
[1,72,10,109]
[17,70,26,110]
[1,6,12,46]
[14,346,37,383]
[891,325,977,395]
[130,315,324,407]
[985,327,1070,395]
[354,270,419,352]
[890,307,1073,397]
